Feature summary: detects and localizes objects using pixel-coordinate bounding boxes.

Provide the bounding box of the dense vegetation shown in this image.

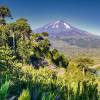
[0,6,100,100]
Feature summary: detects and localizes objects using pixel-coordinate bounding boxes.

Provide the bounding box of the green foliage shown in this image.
[18,89,30,100]
[29,34,51,68]
[0,45,15,71]
[76,57,94,68]
[16,38,33,64]
[0,81,10,100]
[0,25,9,46]
[51,49,69,68]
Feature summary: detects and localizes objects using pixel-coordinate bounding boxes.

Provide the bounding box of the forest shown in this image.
[0,6,100,100]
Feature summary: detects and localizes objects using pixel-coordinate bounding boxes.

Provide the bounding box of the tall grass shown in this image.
[0,81,10,100]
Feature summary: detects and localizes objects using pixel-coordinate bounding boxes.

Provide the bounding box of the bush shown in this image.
[51,49,69,68]
[18,89,30,100]
[76,56,94,68]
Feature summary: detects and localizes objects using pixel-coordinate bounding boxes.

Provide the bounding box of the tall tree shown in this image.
[16,18,32,40]
[0,6,12,25]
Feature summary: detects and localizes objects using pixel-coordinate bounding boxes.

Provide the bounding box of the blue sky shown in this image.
[0,0,100,35]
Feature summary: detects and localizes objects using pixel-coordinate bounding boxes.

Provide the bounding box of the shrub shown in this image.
[18,89,30,100]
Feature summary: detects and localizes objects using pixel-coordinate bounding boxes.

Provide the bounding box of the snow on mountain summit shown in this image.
[63,22,70,29]
[49,20,71,29]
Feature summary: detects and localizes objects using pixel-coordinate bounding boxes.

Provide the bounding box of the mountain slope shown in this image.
[34,20,100,48]
[34,20,90,37]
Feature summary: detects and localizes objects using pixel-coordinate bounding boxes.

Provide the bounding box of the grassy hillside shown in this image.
[50,38,100,64]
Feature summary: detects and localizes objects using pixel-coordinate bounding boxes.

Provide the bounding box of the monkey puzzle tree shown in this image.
[6,18,32,55]
[0,6,12,25]
[0,6,11,18]
[16,18,32,40]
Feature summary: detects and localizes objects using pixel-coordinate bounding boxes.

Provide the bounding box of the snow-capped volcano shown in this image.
[34,20,71,36]
[34,20,100,48]
[34,20,90,38]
